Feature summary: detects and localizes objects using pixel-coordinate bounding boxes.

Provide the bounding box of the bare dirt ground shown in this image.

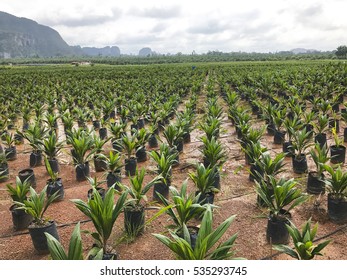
[1,95,347,260]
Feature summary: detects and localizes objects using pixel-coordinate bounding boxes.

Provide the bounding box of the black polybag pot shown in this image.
[135,146,147,162]
[330,145,346,164]
[10,205,33,231]
[153,181,170,201]
[5,146,17,161]
[28,221,59,254]
[197,191,215,205]
[47,158,59,173]
[124,207,145,236]
[124,157,137,176]
[292,154,308,174]
[75,162,90,181]
[94,156,107,172]
[148,134,158,148]
[282,141,293,157]
[99,127,108,140]
[273,130,285,145]
[106,172,122,190]
[47,178,64,201]
[327,194,347,223]
[314,133,327,148]
[30,151,43,167]
[306,172,325,194]
[266,213,290,245]
[18,168,36,188]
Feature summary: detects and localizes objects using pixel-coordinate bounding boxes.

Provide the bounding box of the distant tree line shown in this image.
[0,50,339,65]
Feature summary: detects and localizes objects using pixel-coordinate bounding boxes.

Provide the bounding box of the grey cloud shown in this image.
[187,19,230,35]
[131,6,181,19]
[40,8,122,27]
[298,4,323,18]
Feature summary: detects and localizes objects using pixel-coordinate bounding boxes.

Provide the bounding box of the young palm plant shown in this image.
[71,188,128,259]
[256,176,309,244]
[120,168,161,236]
[273,218,330,260]
[15,186,60,253]
[153,205,239,260]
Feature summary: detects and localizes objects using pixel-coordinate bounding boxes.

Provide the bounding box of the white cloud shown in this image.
[1,0,347,54]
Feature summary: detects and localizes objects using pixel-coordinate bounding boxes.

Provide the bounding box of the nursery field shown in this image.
[0,61,347,260]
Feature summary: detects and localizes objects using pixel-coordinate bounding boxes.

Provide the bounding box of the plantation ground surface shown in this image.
[0,61,347,260]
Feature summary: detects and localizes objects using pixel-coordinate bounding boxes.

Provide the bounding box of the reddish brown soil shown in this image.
[1,96,346,260]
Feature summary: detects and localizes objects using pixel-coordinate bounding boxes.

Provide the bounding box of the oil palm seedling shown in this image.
[69,132,94,181]
[6,176,33,230]
[120,168,161,236]
[312,114,329,148]
[2,132,17,161]
[121,132,137,176]
[98,151,122,189]
[189,163,218,205]
[45,157,64,202]
[273,218,330,260]
[109,120,126,152]
[323,165,347,223]
[150,143,178,200]
[256,176,309,244]
[135,128,149,162]
[153,205,239,260]
[15,186,60,253]
[330,127,346,164]
[289,127,313,174]
[71,187,128,259]
[42,132,64,173]
[156,180,207,239]
[307,144,329,194]
[92,134,110,172]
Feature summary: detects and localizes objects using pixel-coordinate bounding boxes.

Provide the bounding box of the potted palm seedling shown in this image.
[135,128,149,162]
[290,127,313,174]
[72,188,128,259]
[42,132,64,173]
[256,176,308,244]
[99,151,122,189]
[92,134,110,172]
[70,132,94,181]
[323,165,347,223]
[200,136,226,189]
[121,132,137,176]
[283,116,302,157]
[189,163,218,205]
[120,168,161,237]
[109,121,126,152]
[273,218,330,260]
[150,143,178,200]
[313,114,329,148]
[307,144,329,194]
[156,180,207,248]
[242,141,267,182]
[45,157,64,201]
[330,127,346,164]
[15,186,60,253]
[86,177,106,200]
[6,177,33,230]
[153,205,239,260]
[2,132,17,161]
[272,107,287,145]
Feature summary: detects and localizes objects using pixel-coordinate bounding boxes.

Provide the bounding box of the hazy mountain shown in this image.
[0,11,79,58]
[138,47,153,57]
[81,46,120,57]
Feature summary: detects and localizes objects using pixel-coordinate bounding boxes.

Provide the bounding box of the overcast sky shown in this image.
[1,0,346,54]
